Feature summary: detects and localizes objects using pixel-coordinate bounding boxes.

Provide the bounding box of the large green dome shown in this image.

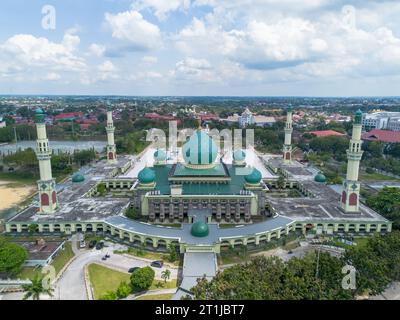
[191,221,209,237]
[72,173,85,183]
[314,172,327,183]
[182,130,218,167]
[138,167,155,184]
[154,149,166,161]
[233,149,246,161]
[245,168,262,184]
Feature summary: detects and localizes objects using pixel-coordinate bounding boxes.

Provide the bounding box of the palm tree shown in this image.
[161,269,171,284]
[22,274,54,300]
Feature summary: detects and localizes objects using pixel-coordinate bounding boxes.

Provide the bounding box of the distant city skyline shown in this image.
[1,1,400,96]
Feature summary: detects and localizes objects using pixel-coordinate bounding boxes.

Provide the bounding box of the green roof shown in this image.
[233,149,246,161]
[138,167,156,184]
[314,172,327,183]
[191,221,209,237]
[154,149,167,161]
[173,163,227,177]
[149,164,249,195]
[182,130,218,166]
[245,168,262,184]
[72,173,85,183]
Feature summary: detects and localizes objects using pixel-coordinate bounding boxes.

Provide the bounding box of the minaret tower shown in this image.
[283,109,293,164]
[106,102,117,164]
[35,108,58,214]
[340,110,364,213]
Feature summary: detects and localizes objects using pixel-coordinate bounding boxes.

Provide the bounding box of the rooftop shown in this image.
[361,129,400,143]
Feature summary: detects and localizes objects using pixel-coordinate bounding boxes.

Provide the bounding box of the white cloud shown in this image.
[44,72,61,81]
[105,10,161,50]
[171,57,219,83]
[0,30,85,78]
[133,0,191,20]
[88,43,106,57]
[141,55,158,64]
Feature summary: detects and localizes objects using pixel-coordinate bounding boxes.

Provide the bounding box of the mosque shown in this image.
[4,106,392,255]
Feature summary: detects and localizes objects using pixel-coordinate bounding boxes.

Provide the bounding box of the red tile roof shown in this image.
[309,130,346,137]
[362,129,400,143]
[55,112,84,120]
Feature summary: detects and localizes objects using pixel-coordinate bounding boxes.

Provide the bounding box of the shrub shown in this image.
[130,266,155,291]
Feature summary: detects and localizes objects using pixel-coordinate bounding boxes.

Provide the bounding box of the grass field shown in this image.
[88,263,131,300]
[360,172,399,181]
[136,293,174,300]
[88,263,177,299]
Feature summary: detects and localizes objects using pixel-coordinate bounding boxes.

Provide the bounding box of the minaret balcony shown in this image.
[346,150,363,161]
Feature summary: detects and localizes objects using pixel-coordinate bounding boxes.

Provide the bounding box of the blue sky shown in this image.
[1,0,400,96]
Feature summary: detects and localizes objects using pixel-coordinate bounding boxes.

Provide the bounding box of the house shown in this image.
[361,129,400,143]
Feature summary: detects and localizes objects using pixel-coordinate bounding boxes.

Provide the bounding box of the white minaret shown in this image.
[283,109,293,164]
[35,108,58,214]
[341,110,363,213]
[106,103,117,164]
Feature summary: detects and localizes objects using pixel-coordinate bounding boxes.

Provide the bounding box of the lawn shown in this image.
[51,242,75,274]
[360,172,399,181]
[88,263,177,299]
[17,267,42,280]
[116,249,181,267]
[136,293,174,300]
[88,263,131,300]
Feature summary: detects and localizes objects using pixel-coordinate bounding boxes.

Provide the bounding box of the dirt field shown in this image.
[0,181,36,211]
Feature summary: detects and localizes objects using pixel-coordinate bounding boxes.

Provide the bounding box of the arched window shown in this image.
[349,193,358,206]
[285,152,291,160]
[341,191,347,204]
[108,152,114,160]
[52,191,57,204]
[41,193,49,206]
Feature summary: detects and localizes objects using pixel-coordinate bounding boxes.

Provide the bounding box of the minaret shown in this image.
[106,102,117,164]
[283,109,293,164]
[340,110,364,213]
[35,108,57,214]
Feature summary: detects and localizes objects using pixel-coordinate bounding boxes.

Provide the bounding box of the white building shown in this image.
[239,108,254,128]
[0,117,6,128]
[387,117,400,132]
[362,111,400,131]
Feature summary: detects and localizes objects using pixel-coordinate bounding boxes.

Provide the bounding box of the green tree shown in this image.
[28,224,39,234]
[22,274,54,300]
[161,269,171,284]
[130,266,155,291]
[116,281,132,299]
[366,187,400,230]
[97,183,106,195]
[99,291,117,300]
[167,243,178,262]
[0,237,28,275]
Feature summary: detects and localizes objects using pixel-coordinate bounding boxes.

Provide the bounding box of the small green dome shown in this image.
[138,167,155,184]
[245,168,262,184]
[72,173,85,183]
[354,109,363,124]
[191,221,209,237]
[154,149,166,161]
[182,130,218,166]
[233,149,246,161]
[35,108,45,123]
[314,172,327,183]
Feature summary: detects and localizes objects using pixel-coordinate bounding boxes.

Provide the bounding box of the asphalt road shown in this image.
[55,245,178,300]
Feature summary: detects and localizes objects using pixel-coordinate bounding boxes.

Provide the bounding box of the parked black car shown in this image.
[128,267,140,273]
[95,242,104,250]
[151,261,164,268]
[88,240,97,249]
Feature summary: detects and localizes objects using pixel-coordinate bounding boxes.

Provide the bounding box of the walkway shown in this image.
[173,252,217,300]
